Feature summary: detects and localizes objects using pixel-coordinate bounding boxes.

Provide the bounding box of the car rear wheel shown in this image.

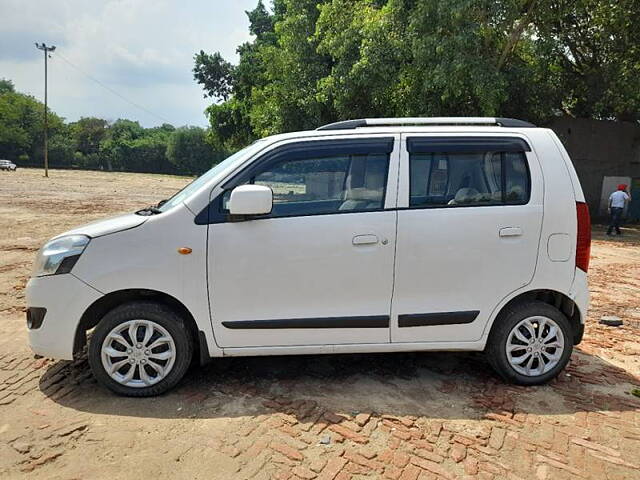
[486,301,573,385]
[88,301,193,396]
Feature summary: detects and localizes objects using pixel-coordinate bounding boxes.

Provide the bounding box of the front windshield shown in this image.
[158,140,267,212]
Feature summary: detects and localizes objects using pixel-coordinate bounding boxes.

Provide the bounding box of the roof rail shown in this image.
[316,117,536,131]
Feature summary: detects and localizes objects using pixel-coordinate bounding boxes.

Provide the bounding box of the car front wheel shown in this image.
[486,301,573,385]
[88,301,193,396]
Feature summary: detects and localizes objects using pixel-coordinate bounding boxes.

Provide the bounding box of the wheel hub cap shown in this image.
[101,320,176,388]
[505,315,565,377]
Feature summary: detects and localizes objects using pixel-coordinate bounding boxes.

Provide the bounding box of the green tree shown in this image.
[0,90,64,163]
[98,119,178,173]
[194,0,284,150]
[247,0,275,37]
[0,78,15,95]
[98,119,143,170]
[70,117,109,156]
[48,125,75,167]
[0,79,228,175]
[313,0,562,122]
[196,0,640,144]
[193,51,235,101]
[532,0,640,121]
[167,126,222,175]
[128,134,172,173]
[249,0,333,136]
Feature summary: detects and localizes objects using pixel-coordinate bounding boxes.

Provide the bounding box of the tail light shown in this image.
[576,202,591,272]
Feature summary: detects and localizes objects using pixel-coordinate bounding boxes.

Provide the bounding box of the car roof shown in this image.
[261,125,548,144]
[317,117,536,129]
[258,117,546,144]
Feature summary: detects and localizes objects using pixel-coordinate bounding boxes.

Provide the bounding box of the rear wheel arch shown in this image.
[485,300,573,385]
[487,289,583,346]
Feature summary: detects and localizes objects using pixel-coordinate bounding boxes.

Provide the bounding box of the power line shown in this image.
[54,51,173,124]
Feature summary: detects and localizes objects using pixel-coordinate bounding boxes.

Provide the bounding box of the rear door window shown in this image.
[407,137,531,208]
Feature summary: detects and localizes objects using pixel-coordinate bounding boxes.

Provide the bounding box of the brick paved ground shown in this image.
[1,170,639,479]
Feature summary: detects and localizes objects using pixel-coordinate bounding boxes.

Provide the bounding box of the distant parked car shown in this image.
[0,160,17,171]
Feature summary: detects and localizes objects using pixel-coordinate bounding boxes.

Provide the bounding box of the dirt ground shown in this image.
[0,168,639,480]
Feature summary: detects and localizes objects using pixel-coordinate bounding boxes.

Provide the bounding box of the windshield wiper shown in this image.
[135,206,162,216]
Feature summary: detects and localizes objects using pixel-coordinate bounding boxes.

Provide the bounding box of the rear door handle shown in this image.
[353,234,379,245]
[499,227,523,237]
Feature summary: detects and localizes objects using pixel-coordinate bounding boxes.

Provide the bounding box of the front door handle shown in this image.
[353,234,379,245]
[499,227,523,237]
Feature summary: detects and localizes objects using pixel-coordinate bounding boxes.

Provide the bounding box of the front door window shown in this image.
[253,152,389,217]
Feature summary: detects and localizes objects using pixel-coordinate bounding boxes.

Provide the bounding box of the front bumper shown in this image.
[26,274,102,360]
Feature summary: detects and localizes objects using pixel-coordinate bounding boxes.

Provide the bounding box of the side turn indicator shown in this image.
[177,247,192,255]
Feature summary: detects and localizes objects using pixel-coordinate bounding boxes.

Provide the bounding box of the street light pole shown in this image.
[35,42,56,178]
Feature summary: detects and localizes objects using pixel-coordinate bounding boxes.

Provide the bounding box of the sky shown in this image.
[0,0,257,127]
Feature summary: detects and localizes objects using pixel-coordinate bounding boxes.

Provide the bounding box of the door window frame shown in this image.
[202,135,400,224]
[400,134,534,210]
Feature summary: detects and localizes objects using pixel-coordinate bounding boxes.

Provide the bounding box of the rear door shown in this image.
[391,133,544,344]
[208,135,400,348]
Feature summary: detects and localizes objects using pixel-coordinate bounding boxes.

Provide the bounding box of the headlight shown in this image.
[32,235,90,277]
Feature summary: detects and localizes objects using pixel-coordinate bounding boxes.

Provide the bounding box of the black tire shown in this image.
[486,301,573,385]
[88,301,193,396]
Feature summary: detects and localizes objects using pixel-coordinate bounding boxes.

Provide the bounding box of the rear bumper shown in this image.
[26,274,102,360]
[570,268,589,345]
[571,268,589,325]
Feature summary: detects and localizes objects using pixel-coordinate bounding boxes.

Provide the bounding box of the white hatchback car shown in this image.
[0,159,17,171]
[27,117,591,396]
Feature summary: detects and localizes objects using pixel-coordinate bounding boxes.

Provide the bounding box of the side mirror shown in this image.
[228,185,273,216]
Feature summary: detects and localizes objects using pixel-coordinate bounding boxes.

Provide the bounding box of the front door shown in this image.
[208,136,399,348]
[391,134,544,344]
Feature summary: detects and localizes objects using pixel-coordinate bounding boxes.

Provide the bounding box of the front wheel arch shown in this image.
[74,289,201,358]
[88,300,194,396]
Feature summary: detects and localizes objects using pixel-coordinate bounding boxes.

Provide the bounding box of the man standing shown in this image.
[607,184,631,236]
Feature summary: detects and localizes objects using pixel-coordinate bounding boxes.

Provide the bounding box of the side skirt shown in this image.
[220,340,487,357]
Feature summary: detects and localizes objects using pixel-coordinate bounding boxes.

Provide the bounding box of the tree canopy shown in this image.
[0,80,225,175]
[2,2,638,173]
[167,126,225,175]
[194,0,640,151]
[0,85,64,163]
[0,78,15,95]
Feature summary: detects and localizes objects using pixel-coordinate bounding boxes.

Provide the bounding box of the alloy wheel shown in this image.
[505,315,565,377]
[100,320,176,388]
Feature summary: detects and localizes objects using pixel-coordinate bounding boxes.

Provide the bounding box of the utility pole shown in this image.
[35,42,56,178]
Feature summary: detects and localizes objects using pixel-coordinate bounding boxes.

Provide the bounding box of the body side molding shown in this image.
[222,315,390,329]
[398,311,479,327]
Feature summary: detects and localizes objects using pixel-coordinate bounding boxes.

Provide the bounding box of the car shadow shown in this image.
[39,347,640,423]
